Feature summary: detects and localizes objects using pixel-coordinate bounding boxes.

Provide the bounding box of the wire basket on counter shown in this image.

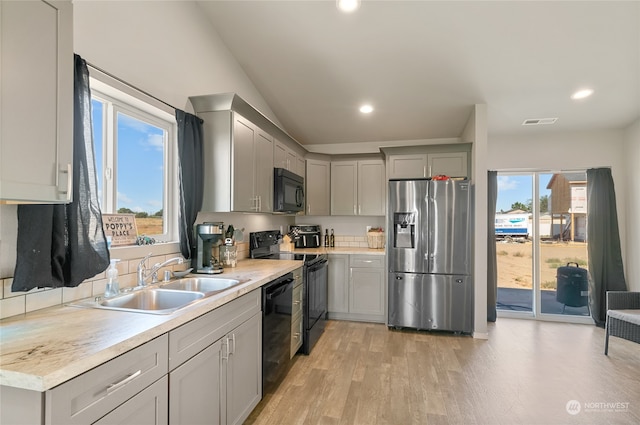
[367,230,385,249]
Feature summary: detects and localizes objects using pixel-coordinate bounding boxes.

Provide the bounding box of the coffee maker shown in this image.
[193,222,224,274]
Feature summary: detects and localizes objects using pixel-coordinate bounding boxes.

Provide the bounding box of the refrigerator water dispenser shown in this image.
[393,212,415,248]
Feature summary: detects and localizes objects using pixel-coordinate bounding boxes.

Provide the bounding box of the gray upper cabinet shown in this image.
[331,159,384,216]
[0,0,73,203]
[305,159,330,216]
[387,151,469,179]
[330,161,357,215]
[274,139,305,177]
[196,110,273,213]
[190,93,310,214]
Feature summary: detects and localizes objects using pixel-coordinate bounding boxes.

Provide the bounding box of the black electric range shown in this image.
[250,231,328,355]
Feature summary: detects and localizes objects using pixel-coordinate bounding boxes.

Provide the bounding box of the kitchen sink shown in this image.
[96,288,204,314]
[160,277,241,294]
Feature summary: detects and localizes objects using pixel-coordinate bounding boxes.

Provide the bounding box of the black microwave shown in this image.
[274,168,304,213]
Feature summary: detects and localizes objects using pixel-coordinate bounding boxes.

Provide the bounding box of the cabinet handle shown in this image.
[307,204,311,215]
[423,165,426,178]
[59,163,72,201]
[230,334,236,355]
[107,370,141,393]
[353,205,356,215]
[222,338,229,361]
[429,165,432,177]
[358,204,361,215]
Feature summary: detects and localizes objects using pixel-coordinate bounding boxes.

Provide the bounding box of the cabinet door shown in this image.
[46,335,168,425]
[169,340,223,425]
[330,161,357,215]
[274,139,297,172]
[305,159,330,216]
[94,376,168,425]
[350,267,385,317]
[232,115,257,212]
[273,140,288,169]
[328,254,349,314]
[428,152,468,178]
[357,160,385,216]
[226,313,262,425]
[295,156,306,178]
[387,154,427,179]
[0,0,73,203]
[254,128,273,212]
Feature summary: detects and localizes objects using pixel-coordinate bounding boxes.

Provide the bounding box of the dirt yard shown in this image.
[134,217,163,236]
[496,240,588,290]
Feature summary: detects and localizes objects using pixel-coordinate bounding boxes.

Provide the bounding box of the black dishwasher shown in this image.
[262,272,294,394]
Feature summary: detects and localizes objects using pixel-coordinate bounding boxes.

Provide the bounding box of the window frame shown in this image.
[89,76,179,254]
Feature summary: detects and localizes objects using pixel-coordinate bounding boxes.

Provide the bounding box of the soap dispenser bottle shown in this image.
[104,259,120,298]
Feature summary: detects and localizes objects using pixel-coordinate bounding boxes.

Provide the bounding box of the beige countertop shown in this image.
[288,247,386,255]
[0,259,302,392]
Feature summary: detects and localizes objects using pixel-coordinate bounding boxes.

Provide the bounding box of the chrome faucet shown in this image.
[137,254,184,286]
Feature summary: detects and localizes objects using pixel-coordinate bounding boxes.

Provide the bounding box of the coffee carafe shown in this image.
[193,222,224,274]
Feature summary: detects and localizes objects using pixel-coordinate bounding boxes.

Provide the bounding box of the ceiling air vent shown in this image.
[522,118,558,126]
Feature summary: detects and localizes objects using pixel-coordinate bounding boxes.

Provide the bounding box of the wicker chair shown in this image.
[604,291,640,355]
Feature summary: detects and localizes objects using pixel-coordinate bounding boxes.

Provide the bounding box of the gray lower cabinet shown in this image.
[169,339,223,424]
[94,376,168,425]
[46,334,169,425]
[327,254,349,314]
[168,290,262,425]
[1,290,263,425]
[327,254,385,323]
[290,267,304,357]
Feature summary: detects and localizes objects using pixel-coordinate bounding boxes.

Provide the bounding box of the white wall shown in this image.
[488,128,629,284]
[0,1,289,280]
[624,119,640,291]
[467,105,489,338]
[73,0,280,121]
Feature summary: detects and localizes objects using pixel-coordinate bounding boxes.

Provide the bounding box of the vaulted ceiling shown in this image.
[197,1,640,146]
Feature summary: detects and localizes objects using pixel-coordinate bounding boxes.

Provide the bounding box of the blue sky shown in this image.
[496,174,552,213]
[92,99,164,214]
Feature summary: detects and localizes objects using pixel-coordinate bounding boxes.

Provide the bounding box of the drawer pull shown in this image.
[107,370,142,393]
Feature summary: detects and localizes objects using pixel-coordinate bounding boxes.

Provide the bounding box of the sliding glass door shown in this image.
[496,171,592,323]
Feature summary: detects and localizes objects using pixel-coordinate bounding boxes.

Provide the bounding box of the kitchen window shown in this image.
[90,77,178,244]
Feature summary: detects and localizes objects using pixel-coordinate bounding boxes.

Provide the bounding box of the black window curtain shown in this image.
[586,167,627,326]
[487,171,498,322]
[175,110,204,261]
[13,54,110,291]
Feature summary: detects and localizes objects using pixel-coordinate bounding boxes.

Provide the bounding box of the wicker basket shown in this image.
[367,231,385,249]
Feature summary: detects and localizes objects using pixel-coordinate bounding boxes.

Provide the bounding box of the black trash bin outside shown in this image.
[556,262,589,312]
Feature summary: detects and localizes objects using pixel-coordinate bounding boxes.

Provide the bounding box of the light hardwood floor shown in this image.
[246,319,640,425]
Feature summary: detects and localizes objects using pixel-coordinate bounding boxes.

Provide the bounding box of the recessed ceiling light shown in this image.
[359,104,373,114]
[571,89,594,100]
[337,0,360,13]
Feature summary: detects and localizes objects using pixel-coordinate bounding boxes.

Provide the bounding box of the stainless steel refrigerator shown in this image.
[387,179,473,332]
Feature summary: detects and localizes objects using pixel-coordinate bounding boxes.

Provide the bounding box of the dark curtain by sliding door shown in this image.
[487,171,498,322]
[586,168,627,326]
[176,110,204,261]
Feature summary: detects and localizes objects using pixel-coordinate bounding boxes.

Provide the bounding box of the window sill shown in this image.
[109,241,181,261]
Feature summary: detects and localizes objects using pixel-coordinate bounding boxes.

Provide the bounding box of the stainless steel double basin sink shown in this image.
[75,277,243,315]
